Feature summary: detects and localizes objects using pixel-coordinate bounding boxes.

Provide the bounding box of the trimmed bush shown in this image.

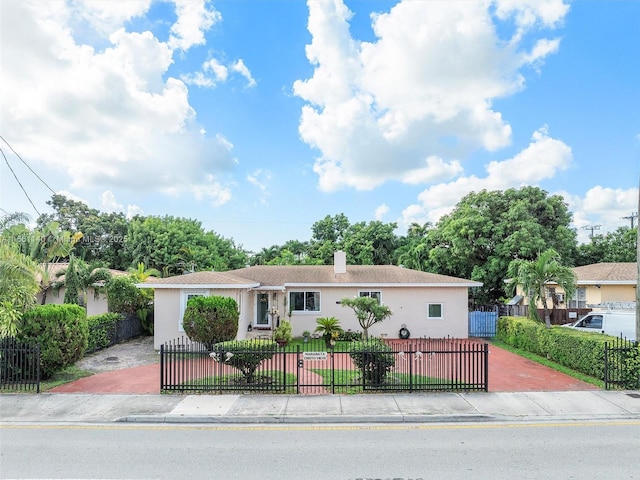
[210,339,277,383]
[87,313,121,353]
[18,304,88,378]
[348,339,395,386]
[496,316,636,382]
[183,296,239,349]
[337,330,362,342]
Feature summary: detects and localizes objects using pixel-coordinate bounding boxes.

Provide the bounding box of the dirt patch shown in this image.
[76,336,159,373]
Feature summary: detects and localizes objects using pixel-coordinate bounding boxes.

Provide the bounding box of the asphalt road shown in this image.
[1,420,639,479]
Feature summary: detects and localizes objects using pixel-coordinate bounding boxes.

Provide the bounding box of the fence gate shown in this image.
[0,337,41,393]
[469,308,498,337]
[161,337,488,395]
[604,337,640,390]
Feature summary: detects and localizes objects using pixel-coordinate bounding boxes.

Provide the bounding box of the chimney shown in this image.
[334,250,346,274]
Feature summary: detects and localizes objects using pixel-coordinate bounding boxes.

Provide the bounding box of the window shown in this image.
[568,288,586,308]
[579,315,603,329]
[359,291,381,303]
[289,291,320,312]
[427,303,443,319]
[180,290,208,331]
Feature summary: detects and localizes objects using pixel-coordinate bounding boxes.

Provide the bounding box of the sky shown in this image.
[1,0,639,253]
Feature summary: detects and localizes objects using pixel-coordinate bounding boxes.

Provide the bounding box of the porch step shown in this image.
[245,329,272,340]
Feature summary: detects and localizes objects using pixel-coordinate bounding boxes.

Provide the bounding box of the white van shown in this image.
[564,311,636,341]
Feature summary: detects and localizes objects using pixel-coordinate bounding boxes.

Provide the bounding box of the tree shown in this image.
[576,227,637,265]
[507,248,576,328]
[428,187,577,304]
[52,255,112,306]
[124,216,248,275]
[340,296,392,340]
[182,296,239,349]
[0,239,40,337]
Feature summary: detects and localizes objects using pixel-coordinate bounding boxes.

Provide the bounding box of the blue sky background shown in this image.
[1,0,638,253]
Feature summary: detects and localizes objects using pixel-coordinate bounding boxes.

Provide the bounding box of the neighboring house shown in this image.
[512,262,637,313]
[38,263,127,317]
[140,251,482,349]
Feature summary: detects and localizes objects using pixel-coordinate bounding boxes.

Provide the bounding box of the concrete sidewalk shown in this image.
[2,391,640,424]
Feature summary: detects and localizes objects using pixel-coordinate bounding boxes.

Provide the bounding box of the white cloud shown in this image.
[168,0,221,51]
[562,186,639,243]
[0,0,237,206]
[182,57,256,89]
[100,191,123,212]
[374,204,389,221]
[294,0,569,192]
[247,169,272,205]
[400,127,573,227]
[231,60,257,88]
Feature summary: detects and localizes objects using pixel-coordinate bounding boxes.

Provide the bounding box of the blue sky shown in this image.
[1,0,638,253]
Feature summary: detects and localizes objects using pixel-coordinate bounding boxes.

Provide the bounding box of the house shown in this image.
[140,251,482,349]
[510,262,637,321]
[38,262,127,317]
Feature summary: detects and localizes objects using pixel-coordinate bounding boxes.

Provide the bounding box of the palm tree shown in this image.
[507,249,576,328]
[0,239,39,336]
[128,262,161,282]
[52,255,112,306]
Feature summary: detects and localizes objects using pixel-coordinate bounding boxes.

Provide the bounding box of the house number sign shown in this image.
[302,352,328,361]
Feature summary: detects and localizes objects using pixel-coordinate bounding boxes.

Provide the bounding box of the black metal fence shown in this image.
[604,337,640,390]
[0,337,41,393]
[160,337,488,394]
[86,314,143,354]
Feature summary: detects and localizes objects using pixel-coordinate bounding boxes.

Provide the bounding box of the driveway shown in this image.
[50,337,597,394]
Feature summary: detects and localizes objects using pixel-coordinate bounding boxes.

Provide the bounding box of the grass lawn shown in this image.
[489,339,605,389]
[178,370,298,393]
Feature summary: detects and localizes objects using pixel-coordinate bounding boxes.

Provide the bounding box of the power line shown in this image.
[582,224,601,239]
[621,212,638,229]
[0,147,40,216]
[0,134,56,194]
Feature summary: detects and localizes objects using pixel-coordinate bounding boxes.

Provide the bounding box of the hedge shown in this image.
[210,339,277,383]
[19,304,88,378]
[497,316,639,382]
[87,313,121,353]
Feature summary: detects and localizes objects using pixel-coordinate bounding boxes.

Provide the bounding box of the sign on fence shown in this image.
[303,352,328,361]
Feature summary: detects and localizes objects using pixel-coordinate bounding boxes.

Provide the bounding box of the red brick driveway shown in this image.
[51,344,596,394]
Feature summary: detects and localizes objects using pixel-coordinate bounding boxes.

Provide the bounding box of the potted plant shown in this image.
[302,330,311,343]
[314,317,343,349]
[273,320,292,346]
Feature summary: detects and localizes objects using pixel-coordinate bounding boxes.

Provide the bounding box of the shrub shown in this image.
[87,313,121,353]
[273,320,292,345]
[314,317,343,348]
[496,315,632,382]
[18,304,88,378]
[337,329,362,342]
[106,276,154,334]
[183,296,239,349]
[210,339,277,383]
[348,339,395,386]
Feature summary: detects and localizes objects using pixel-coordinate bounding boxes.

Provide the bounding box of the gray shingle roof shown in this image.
[573,262,637,284]
[141,265,481,289]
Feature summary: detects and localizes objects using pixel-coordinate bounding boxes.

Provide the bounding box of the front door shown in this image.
[256,293,270,327]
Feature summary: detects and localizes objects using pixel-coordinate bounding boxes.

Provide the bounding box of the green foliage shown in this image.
[124,215,248,275]
[314,316,343,347]
[496,316,638,383]
[183,296,239,349]
[337,330,362,342]
[273,320,293,345]
[506,248,576,327]
[87,313,121,352]
[348,339,396,386]
[210,339,277,383]
[576,227,637,265]
[340,296,392,340]
[428,187,577,303]
[0,239,39,336]
[105,276,153,334]
[18,304,88,378]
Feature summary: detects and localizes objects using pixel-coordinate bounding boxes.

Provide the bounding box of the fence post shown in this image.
[483,342,489,392]
[160,344,164,392]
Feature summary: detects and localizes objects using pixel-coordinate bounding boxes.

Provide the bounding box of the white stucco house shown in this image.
[140,252,482,349]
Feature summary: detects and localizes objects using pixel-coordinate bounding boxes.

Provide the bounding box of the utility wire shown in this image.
[1,147,41,216]
[0,134,56,194]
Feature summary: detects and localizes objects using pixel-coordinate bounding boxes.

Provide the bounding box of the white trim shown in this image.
[283,282,482,288]
[179,289,210,332]
[137,283,257,289]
